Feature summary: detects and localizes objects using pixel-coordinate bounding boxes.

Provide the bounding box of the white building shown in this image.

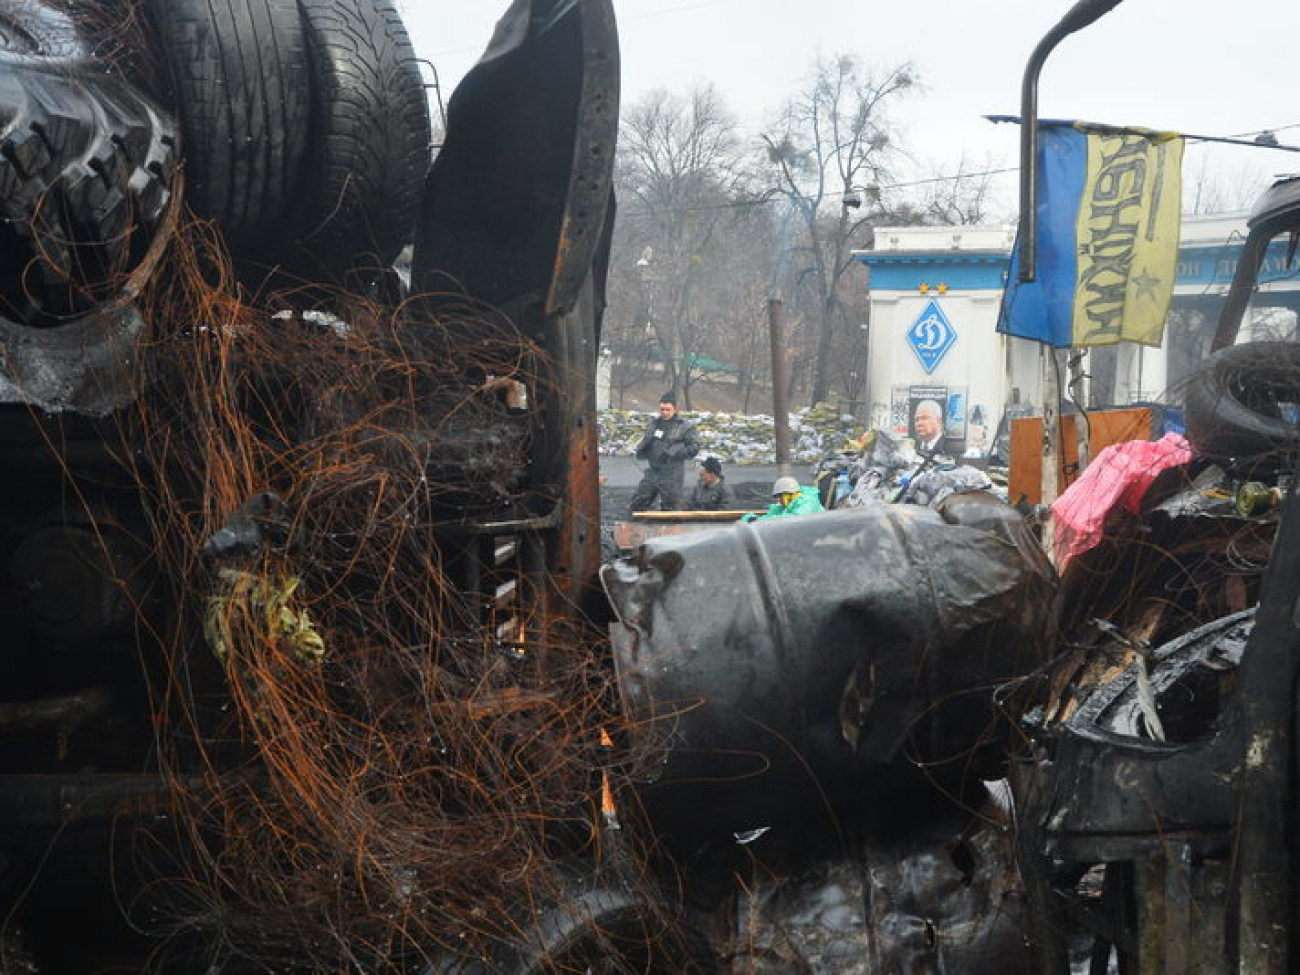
[852,213,1300,454]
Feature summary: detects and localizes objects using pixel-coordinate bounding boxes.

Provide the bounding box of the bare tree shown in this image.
[1183,154,1269,215]
[610,85,754,407]
[762,55,916,407]
[910,152,1005,225]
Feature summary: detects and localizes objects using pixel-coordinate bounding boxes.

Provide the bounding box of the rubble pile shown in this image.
[118,224,642,970]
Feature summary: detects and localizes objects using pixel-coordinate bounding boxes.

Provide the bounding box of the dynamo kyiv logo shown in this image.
[906,299,956,374]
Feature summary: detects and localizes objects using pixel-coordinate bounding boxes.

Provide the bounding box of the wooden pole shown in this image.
[769,297,792,473]
[1040,344,1059,558]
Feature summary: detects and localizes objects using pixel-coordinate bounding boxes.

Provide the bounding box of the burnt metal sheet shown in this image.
[409,0,619,615]
[1014,483,1300,973]
[1031,611,1252,861]
[411,0,619,318]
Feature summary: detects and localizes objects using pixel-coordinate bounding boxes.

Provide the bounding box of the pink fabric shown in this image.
[1051,432,1193,567]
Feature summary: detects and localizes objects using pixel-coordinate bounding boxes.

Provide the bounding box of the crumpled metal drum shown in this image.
[602,496,1056,840]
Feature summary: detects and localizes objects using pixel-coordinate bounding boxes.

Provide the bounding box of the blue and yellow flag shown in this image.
[999,122,1183,348]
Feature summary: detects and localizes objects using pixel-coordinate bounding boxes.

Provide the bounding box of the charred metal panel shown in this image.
[1034,612,1251,859]
[411,0,619,613]
[1016,482,1300,973]
[411,0,619,318]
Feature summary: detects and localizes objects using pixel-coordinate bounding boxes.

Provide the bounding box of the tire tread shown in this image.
[290,0,430,279]
[144,0,310,256]
[0,47,176,322]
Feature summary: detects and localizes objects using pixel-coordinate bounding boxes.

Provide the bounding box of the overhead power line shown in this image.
[986,115,1300,153]
[620,165,1021,218]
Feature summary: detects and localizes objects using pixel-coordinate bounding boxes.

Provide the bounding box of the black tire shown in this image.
[422,886,719,975]
[144,0,311,258]
[497,887,719,975]
[0,0,86,61]
[0,2,177,324]
[1182,340,1300,470]
[289,0,430,283]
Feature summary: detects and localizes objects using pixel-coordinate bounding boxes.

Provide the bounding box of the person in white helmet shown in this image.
[740,475,825,522]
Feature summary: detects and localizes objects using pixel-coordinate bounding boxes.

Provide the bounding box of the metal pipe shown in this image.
[0,686,115,735]
[1018,0,1124,282]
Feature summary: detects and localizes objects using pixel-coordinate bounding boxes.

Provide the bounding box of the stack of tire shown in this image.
[0,0,430,414]
[144,0,431,292]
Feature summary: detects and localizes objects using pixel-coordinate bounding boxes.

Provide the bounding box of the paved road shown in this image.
[598,455,810,525]
[599,455,799,491]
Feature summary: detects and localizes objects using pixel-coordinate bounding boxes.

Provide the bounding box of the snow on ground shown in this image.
[598,404,864,465]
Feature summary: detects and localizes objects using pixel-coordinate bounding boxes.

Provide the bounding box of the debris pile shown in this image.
[118,225,642,970]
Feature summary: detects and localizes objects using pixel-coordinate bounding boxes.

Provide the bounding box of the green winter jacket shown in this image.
[742,486,825,522]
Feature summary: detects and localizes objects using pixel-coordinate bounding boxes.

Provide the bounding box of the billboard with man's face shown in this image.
[898,384,969,450]
[907,385,947,446]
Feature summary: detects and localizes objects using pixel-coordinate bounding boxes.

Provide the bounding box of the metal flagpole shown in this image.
[1017,0,1125,559]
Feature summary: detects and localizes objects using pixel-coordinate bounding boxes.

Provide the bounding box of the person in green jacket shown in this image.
[741,476,825,522]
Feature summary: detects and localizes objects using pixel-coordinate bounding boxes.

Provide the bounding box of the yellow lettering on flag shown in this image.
[1070,128,1183,347]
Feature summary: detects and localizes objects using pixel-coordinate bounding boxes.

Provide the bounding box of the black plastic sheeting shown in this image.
[602,494,1056,844]
[725,804,1033,974]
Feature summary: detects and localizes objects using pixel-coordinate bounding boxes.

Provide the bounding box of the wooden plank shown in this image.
[1009,407,1153,506]
[613,514,761,551]
[628,510,762,521]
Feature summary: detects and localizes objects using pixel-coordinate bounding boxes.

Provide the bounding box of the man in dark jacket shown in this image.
[628,393,699,513]
[688,456,734,510]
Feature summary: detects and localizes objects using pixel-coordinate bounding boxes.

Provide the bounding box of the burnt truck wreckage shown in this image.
[1005,177,1300,975]
[2,1,1300,973]
[0,0,633,970]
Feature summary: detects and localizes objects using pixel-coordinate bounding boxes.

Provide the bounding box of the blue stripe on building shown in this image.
[858,237,1300,292]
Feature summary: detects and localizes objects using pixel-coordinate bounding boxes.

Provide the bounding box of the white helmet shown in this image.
[772,476,800,496]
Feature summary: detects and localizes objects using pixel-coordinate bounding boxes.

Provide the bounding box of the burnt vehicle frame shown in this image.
[1010,181,1300,975]
[0,0,636,970]
[1001,1,1300,966]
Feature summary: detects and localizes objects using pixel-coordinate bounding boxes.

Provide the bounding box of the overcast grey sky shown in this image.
[397,0,1300,216]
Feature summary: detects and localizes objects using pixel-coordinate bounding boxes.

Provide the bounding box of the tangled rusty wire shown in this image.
[110,220,649,972]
